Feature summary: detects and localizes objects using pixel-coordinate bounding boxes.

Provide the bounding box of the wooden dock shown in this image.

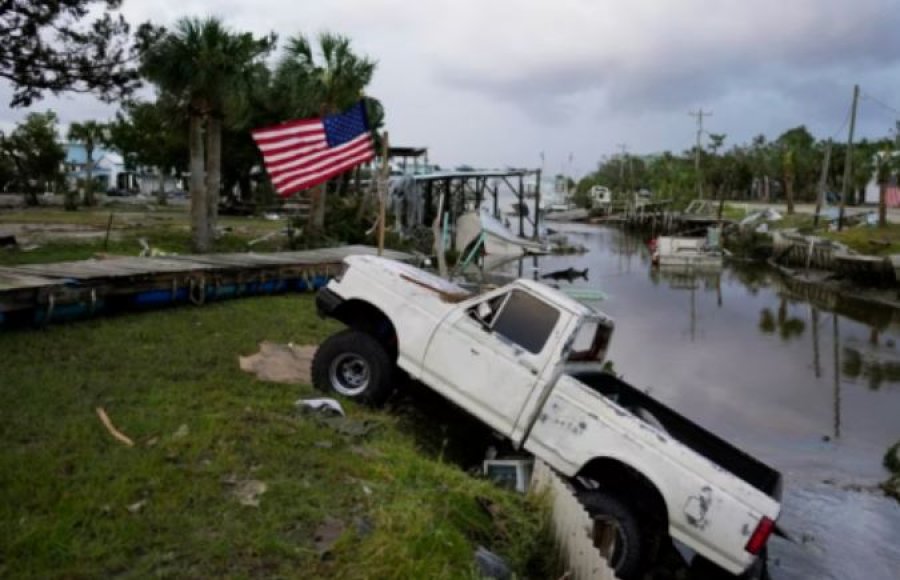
[0,245,413,327]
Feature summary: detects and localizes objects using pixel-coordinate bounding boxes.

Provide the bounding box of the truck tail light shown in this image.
[745,516,775,555]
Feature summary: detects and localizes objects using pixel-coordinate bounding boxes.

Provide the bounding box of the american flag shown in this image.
[252,101,375,197]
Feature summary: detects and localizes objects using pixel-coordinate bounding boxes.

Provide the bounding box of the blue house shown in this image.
[64,143,135,192]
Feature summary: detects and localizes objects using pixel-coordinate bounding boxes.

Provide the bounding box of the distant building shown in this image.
[64,143,184,196]
[64,143,137,193]
[863,151,900,207]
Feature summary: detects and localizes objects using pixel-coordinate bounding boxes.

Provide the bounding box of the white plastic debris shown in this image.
[295,397,345,416]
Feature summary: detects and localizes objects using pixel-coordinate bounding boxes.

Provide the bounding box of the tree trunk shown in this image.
[879,182,887,228]
[84,148,95,207]
[189,114,210,252]
[785,176,795,215]
[205,115,222,244]
[238,175,251,202]
[156,167,168,206]
[64,182,78,211]
[312,182,327,229]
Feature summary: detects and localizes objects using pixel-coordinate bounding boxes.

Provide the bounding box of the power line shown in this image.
[829,101,852,140]
[861,90,900,117]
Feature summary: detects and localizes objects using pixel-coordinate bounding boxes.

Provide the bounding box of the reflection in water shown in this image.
[842,346,900,391]
[758,298,806,341]
[832,313,841,440]
[811,307,821,379]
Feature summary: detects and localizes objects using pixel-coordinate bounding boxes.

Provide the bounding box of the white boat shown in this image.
[651,231,723,269]
[456,209,547,258]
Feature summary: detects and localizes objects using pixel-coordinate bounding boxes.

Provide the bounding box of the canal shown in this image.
[488,223,900,580]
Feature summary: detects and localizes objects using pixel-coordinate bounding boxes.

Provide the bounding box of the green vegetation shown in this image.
[824,223,900,256]
[0,295,552,578]
[576,126,899,223]
[0,112,66,206]
[0,1,142,108]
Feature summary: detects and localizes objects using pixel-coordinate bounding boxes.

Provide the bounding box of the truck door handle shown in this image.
[519,361,538,375]
[470,348,480,356]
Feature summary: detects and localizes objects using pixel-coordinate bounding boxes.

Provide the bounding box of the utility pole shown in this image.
[689,109,712,200]
[838,84,859,231]
[814,139,832,228]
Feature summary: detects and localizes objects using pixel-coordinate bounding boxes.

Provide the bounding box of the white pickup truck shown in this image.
[312,255,782,579]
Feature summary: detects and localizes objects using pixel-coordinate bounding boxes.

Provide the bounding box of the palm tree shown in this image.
[279,33,376,229]
[781,148,796,215]
[141,17,275,251]
[67,121,108,207]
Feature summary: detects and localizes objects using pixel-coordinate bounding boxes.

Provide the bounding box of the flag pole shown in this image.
[377,131,390,256]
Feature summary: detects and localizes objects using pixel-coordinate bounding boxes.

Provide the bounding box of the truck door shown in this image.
[423,289,561,436]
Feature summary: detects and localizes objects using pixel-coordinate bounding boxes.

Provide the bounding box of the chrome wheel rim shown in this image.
[329,353,370,396]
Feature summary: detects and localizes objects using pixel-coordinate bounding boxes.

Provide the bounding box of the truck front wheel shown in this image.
[312,329,394,405]
[579,491,649,579]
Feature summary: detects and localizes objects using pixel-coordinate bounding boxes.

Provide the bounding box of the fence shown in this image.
[530,460,618,580]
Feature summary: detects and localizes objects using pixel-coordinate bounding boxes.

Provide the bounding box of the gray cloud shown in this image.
[2,0,899,170]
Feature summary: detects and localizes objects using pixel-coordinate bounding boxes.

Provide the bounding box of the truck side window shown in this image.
[491,290,559,354]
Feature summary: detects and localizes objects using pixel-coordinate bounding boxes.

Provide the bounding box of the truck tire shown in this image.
[312,329,394,405]
[579,491,646,579]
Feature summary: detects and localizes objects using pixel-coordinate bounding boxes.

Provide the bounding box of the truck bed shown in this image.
[569,369,783,500]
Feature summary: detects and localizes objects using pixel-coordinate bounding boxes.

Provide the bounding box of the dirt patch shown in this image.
[239,342,317,384]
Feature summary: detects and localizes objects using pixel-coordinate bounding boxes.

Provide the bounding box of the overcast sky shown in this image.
[4,0,900,176]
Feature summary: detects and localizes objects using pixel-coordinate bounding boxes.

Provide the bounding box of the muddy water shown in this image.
[489,223,900,580]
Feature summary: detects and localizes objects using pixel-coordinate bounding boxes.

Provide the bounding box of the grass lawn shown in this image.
[824,222,900,256]
[0,205,291,266]
[0,296,551,579]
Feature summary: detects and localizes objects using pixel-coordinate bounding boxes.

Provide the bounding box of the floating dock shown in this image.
[0,245,413,327]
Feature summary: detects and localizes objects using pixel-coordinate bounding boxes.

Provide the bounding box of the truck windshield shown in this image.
[567,319,612,362]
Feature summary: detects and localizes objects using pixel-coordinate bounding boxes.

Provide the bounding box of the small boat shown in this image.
[650,227,723,269]
[456,209,547,258]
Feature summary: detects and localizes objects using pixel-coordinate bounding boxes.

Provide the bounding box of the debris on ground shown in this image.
[223,476,268,507]
[315,415,378,439]
[95,407,135,447]
[313,517,346,557]
[296,397,344,416]
[171,424,189,440]
[354,515,375,538]
[473,546,512,580]
[126,499,148,514]
[138,237,176,257]
[239,341,317,384]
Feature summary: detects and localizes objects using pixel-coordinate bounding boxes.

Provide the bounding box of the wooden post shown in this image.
[377,131,390,256]
[533,170,542,240]
[518,174,525,238]
[492,184,499,218]
[433,191,448,278]
[838,84,859,231]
